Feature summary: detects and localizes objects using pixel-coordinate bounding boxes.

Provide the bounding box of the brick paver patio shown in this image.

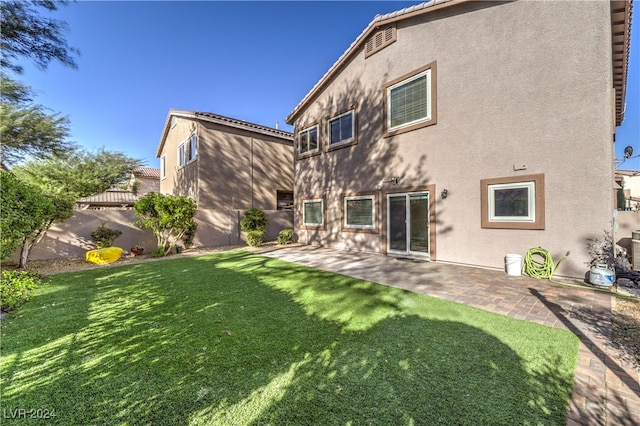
[251,245,640,426]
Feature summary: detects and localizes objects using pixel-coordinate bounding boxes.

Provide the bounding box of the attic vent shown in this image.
[364,24,397,58]
[171,116,177,128]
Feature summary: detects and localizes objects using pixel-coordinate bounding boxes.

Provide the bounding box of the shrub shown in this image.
[277,228,294,245]
[151,247,167,258]
[241,208,268,233]
[1,270,42,311]
[182,222,197,248]
[246,230,265,247]
[91,223,122,248]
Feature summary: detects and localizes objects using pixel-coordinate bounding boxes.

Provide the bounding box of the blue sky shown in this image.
[16,1,640,170]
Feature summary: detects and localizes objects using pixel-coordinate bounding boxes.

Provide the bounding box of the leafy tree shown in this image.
[0,171,73,268]
[0,0,79,165]
[0,93,74,165]
[134,193,197,256]
[0,0,79,74]
[13,148,143,198]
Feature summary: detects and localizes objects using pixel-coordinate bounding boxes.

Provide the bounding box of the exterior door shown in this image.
[387,192,430,258]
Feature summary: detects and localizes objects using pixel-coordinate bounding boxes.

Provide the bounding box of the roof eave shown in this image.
[611,0,633,126]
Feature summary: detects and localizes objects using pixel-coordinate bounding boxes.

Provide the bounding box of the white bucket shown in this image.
[505,254,522,276]
[589,266,614,287]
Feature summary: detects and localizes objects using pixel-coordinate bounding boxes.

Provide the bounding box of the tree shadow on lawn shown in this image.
[1,251,577,425]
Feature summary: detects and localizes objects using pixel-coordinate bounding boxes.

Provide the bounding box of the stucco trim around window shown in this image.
[300,196,325,230]
[481,174,545,230]
[383,61,437,138]
[297,124,320,159]
[327,108,358,151]
[341,192,378,233]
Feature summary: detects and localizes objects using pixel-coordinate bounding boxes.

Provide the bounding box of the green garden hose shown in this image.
[523,247,570,283]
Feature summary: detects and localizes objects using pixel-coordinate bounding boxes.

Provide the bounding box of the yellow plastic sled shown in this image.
[86,247,123,264]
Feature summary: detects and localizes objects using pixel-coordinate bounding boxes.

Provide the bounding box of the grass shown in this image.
[0,251,580,425]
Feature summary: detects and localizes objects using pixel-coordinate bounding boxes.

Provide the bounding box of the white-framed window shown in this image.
[160,155,167,180]
[344,195,375,229]
[178,134,197,167]
[328,110,354,146]
[187,134,197,162]
[302,199,323,226]
[384,62,436,136]
[488,182,535,222]
[177,143,186,167]
[388,69,431,131]
[298,125,319,155]
[481,174,544,230]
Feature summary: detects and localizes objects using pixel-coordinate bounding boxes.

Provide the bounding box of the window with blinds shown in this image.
[344,195,375,229]
[364,24,396,58]
[384,62,437,136]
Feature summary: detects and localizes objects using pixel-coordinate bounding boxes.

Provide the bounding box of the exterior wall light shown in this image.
[441,188,448,199]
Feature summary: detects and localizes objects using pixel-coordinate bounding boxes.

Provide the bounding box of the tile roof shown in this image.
[133,166,160,180]
[156,109,293,158]
[76,188,139,206]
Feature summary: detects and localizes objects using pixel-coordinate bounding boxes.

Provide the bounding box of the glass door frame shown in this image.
[386,190,432,259]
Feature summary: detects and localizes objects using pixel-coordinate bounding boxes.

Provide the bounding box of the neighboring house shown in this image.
[616,170,640,211]
[285,0,632,278]
[156,109,294,246]
[76,167,161,210]
[127,166,161,196]
[76,188,140,210]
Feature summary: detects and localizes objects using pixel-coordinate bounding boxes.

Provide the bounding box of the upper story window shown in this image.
[160,155,167,180]
[384,62,437,137]
[298,125,319,156]
[365,24,396,58]
[178,134,197,167]
[328,110,355,147]
[177,143,186,167]
[187,134,197,162]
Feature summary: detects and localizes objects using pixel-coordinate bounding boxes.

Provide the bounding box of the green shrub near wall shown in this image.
[277,228,294,245]
[1,270,42,311]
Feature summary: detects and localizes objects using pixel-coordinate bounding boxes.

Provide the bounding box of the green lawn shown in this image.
[1,251,579,425]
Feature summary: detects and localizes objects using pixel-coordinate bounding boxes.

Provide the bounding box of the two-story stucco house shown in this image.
[286,0,632,278]
[156,109,294,246]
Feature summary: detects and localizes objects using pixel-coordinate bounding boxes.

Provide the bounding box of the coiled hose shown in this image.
[523,247,570,283]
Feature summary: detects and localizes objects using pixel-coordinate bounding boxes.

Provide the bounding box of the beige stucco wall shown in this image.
[291,0,615,278]
[16,210,157,261]
[157,115,294,249]
[193,209,293,247]
[196,122,294,211]
[159,117,199,199]
[15,209,293,261]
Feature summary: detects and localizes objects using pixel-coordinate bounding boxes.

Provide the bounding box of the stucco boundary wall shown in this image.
[16,209,293,261]
[194,209,293,247]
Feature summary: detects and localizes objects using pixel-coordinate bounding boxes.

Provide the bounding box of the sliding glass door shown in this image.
[387,192,430,257]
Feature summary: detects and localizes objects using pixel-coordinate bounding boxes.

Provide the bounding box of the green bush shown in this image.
[246,230,265,247]
[91,223,122,248]
[151,247,167,258]
[277,228,294,245]
[241,208,268,233]
[1,270,42,311]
